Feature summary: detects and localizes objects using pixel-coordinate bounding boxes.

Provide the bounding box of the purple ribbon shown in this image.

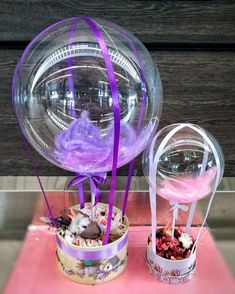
[68,173,107,208]
[57,233,128,260]
[67,17,78,118]
[110,23,147,216]
[81,17,121,245]
[66,18,88,209]
[11,20,71,228]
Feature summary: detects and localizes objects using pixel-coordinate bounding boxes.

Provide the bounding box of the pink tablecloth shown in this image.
[3,226,235,294]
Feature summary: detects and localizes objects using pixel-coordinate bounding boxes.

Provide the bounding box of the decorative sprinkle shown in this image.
[40,216,52,224]
[57,204,126,247]
[150,228,194,260]
[179,232,193,249]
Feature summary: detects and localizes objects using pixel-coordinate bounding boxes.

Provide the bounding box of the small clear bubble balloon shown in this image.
[13,17,162,173]
[142,124,224,203]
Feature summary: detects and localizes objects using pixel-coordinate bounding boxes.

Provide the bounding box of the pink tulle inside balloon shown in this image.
[156,167,217,203]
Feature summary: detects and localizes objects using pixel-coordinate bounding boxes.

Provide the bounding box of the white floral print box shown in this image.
[146,240,196,284]
[56,203,129,284]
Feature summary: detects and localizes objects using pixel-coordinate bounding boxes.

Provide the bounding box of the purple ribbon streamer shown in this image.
[78,182,85,209]
[112,25,147,215]
[68,173,107,207]
[81,16,121,245]
[66,17,86,208]
[67,17,78,118]
[57,233,128,260]
[11,20,71,228]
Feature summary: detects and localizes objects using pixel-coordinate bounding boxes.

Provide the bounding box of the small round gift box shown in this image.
[142,123,224,284]
[146,238,196,284]
[56,203,129,284]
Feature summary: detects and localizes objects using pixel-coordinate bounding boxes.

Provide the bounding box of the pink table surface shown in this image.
[3,226,235,294]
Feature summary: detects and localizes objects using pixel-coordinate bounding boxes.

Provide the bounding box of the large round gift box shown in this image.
[56,203,129,284]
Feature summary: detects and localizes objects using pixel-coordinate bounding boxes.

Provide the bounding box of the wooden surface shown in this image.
[0,1,234,176]
[0,1,235,44]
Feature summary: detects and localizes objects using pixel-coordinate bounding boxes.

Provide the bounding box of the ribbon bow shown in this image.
[68,173,107,208]
[169,201,188,220]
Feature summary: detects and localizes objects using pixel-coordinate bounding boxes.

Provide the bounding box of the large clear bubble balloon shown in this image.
[13,17,162,173]
[143,124,224,203]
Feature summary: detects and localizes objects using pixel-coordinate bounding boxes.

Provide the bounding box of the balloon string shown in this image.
[171,208,176,238]
[185,127,209,232]
[90,178,96,221]
[11,106,57,227]
[81,16,120,245]
[20,136,57,227]
[149,124,186,252]
[67,17,85,208]
[78,182,85,208]
[67,17,78,118]
[148,132,158,253]
[185,201,197,233]
[122,160,134,215]
[114,24,148,216]
[188,125,221,254]
[169,201,188,238]
[149,186,157,253]
[11,22,69,228]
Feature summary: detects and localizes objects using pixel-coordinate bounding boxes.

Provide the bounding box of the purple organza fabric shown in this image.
[55,111,153,173]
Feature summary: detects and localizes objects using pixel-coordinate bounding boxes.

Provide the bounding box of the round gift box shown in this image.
[56,203,129,284]
[146,238,196,284]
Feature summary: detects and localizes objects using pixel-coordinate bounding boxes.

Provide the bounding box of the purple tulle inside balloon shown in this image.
[55,111,153,173]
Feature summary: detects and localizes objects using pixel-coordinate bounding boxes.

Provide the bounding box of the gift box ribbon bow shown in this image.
[68,173,107,207]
